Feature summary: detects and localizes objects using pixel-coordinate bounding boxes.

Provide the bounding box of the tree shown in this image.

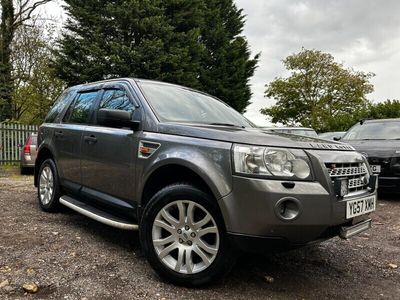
[366,100,400,119]
[12,20,65,124]
[0,0,52,121]
[53,0,258,113]
[199,0,259,113]
[261,49,374,132]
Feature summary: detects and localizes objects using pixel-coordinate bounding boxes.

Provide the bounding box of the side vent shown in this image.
[138,140,161,159]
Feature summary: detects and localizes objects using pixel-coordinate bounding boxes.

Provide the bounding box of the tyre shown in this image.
[139,183,236,286]
[37,159,61,212]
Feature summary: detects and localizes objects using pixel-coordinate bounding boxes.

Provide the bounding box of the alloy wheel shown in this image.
[152,200,220,274]
[39,166,54,205]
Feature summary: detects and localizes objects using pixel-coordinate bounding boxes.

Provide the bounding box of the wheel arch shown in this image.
[34,147,55,187]
[139,160,229,216]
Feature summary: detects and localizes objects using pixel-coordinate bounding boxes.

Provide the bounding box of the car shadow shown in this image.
[58,206,349,288]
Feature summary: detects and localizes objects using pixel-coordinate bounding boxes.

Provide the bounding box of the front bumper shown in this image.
[339,218,372,239]
[229,219,372,253]
[378,176,400,191]
[219,175,377,247]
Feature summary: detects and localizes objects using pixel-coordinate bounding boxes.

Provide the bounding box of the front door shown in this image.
[80,83,139,206]
[54,89,100,188]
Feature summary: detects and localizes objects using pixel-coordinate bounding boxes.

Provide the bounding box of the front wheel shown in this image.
[139,184,236,286]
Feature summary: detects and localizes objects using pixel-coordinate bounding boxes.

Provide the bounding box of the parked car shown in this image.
[341,118,400,192]
[319,131,346,140]
[34,78,377,286]
[262,127,319,138]
[20,133,38,174]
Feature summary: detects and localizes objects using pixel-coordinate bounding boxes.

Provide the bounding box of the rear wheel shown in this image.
[37,159,61,212]
[139,183,236,286]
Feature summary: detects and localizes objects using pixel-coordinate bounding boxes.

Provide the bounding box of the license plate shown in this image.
[346,195,376,219]
[370,165,381,173]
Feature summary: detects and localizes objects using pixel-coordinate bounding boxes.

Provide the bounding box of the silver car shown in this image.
[20,133,38,174]
[34,78,378,286]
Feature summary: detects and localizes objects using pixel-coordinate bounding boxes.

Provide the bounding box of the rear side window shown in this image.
[45,90,73,123]
[64,91,99,124]
[100,89,134,112]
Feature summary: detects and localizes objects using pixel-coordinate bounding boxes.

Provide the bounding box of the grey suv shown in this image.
[35,78,377,286]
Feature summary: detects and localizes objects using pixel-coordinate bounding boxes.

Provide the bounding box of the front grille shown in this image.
[325,162,369,195]
[328,165,367,177]
[348,177,365,189]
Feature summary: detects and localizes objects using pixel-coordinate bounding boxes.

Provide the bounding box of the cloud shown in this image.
[236,0,400,126]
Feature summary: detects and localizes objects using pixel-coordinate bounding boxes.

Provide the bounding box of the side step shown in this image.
[59,195,139,231]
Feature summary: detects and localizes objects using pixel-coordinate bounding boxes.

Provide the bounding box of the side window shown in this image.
[99,89,134,112]
[64,91,99,124]
[45,90,73,123]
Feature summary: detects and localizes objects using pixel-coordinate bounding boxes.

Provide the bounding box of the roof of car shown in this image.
[363,118,400,123]
[65,77,215,98]
[68,77,195,90]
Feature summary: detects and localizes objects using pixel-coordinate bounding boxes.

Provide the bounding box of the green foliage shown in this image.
[0,0,53,122]
[366,100,400,119]
[0,0,15,121]
[54,0,258,113]
[12,22,65,124]
[261,49,375,132]
[198,0,260,113]
[306,100,400,133]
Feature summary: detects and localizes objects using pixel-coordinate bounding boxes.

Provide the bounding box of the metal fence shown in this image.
[0,123,38,164]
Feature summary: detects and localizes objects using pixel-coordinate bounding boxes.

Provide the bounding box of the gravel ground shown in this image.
[0,174,399,299]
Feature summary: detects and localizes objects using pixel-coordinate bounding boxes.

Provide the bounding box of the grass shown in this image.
[0,163,19,169]
[0,164,21,178]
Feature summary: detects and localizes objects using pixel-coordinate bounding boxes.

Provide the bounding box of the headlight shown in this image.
[233,144,311,180]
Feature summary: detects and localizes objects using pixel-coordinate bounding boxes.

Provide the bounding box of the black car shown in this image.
[342,118,400,192]
[319,131,346,141]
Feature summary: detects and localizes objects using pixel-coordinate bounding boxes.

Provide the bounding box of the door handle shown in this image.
[55,131,64,138]
[83,135,97,144]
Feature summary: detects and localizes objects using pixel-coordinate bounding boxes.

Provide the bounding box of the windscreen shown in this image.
[138,82,253,128]
[343,121,400,140]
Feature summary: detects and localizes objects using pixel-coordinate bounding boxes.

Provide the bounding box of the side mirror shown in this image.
[97,109,139,129]
[333,136,342,141]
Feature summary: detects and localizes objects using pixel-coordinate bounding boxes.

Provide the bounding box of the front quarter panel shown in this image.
[136,132,233,203]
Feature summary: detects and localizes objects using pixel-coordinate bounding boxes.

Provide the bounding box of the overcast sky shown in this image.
[41,0,400,126]
[236,0,400,125]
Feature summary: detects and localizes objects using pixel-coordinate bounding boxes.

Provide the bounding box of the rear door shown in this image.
[53,89,100,190]
[80,82,139,207]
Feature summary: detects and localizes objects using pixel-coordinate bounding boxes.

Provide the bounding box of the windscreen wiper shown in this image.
[360,138,386,140]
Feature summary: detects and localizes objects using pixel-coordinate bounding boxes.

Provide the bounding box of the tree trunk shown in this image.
[0,0,15,121]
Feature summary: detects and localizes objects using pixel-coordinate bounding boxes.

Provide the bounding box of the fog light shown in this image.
[334,178,348,197]
[274,197,301,221]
